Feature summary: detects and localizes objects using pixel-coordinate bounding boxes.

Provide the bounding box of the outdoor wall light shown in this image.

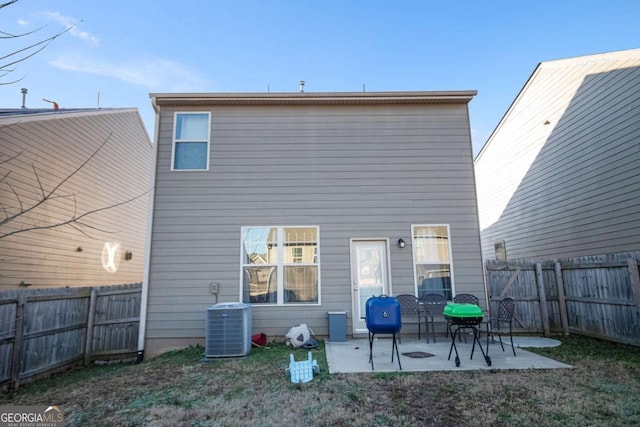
[398,238,406,249]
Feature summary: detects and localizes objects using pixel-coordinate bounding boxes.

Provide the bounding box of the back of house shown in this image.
[141,91,484,357]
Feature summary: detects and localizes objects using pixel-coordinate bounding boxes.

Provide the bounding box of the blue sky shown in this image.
[1,0,639,155]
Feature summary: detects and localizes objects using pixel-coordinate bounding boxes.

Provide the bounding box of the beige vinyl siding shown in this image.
[475,49,640,261]
[146,101,483,343]
[0,109,152,288]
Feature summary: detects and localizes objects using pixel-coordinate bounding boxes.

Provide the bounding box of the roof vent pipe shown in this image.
[299,80,305,93]
[21,88,28,109]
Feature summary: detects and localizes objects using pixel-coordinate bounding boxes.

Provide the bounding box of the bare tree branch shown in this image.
[71,220,121,239]
[0,150,21,166]
[0,30,66,71]
[0,132,114,228]
[0,169,11,184]
[0,24,45,39]
[0,128,152,240]
[68,223,96,239]
[0,189,151,240]
[1,0,71,84]
[0,71,23,86]
[32,163,46,198]
[47,193,77,202]
[4,181,22,214]
[0,1,19,11]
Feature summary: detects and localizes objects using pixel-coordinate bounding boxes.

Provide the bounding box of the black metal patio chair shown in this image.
[486,297,517,356]
[453,293,479,305]
[396,294,422,343]
[420,293,448,343]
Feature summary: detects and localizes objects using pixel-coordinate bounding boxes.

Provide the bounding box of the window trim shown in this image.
[239,225,321,306]
[411,224,455,300]
[170,111,211,171]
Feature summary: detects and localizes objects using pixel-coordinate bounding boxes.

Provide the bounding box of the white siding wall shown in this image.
[0,110,152,288]
[476,50,640,261]
[146,102,484,345]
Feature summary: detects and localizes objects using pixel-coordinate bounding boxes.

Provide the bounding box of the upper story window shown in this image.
[172,112,210,171]
[412,224,454,300]
[241,226,319,305]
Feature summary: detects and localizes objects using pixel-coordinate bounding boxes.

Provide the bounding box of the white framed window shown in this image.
[241,226,319,305]
[412,224,454,300]
[171,112,210,171]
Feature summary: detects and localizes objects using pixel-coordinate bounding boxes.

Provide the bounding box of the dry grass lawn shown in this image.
[1,335,639,426]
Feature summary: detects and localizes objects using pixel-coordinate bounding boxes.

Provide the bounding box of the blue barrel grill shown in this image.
[365,295,402,370]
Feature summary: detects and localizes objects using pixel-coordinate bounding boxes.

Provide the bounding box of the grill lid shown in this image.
[443,303,483,318]
[365,295,402,333]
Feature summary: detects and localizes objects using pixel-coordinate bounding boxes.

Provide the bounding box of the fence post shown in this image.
[485,264,493,312]
[535,263,551,337]
[10,295,26,391]
[84,288,98,366]
[627,258,640,319]
[554,261,570,336]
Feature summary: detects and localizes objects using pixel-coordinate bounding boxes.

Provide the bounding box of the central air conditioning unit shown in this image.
[205,302,252,358]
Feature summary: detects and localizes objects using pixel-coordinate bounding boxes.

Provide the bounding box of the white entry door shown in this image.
[350,240,391,332]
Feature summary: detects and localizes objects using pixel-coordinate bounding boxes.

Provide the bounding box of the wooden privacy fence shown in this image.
[486,252,640,346]
[0,283,141,390]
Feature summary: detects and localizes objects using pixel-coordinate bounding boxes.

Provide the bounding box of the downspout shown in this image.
[136,96,161,363]
[466,100,490,311]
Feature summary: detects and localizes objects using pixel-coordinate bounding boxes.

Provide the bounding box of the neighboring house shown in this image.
[475,48,640,261]
[0,108,152,288]
[140,91,485,357]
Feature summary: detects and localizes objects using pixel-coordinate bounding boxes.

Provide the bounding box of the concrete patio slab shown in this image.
[325,336,572,373]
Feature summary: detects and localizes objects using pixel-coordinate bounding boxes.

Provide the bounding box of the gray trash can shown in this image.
[327,311,347,342]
